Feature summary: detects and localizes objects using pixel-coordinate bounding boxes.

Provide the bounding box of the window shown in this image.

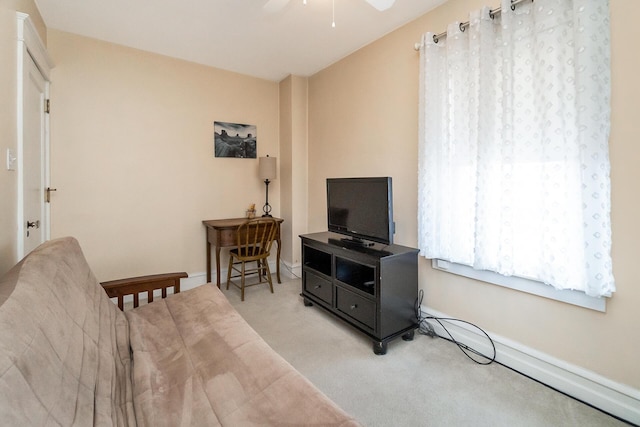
[417,0,614,299]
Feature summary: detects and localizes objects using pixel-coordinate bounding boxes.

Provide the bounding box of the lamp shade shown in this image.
[258,156,277,181]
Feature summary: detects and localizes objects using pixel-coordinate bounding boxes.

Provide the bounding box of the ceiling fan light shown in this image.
[365,0,396,11]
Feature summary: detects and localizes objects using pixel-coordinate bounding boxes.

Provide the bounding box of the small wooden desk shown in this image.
[203,217,284,288]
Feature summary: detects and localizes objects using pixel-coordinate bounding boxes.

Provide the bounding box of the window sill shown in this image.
[431,259,607,312]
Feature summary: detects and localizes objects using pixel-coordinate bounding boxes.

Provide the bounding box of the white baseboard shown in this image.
[423,307,640,425]
[279,259,302,280]
[184,259,295,292]
[181,272,207,291]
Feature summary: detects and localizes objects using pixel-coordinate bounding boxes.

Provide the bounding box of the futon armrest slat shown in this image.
[101,272,188,310]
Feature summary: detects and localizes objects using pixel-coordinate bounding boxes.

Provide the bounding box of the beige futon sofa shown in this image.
[0,237,359,426]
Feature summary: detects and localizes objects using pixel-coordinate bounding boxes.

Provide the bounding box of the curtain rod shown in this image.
[413,0,533,50]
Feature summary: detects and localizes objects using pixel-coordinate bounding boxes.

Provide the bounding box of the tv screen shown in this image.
[326,177,394,245]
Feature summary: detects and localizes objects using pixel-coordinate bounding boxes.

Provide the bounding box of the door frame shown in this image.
[16,13,53,258]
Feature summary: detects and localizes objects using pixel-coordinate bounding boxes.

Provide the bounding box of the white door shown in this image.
[21,55,48,255]
[17,14,53,259]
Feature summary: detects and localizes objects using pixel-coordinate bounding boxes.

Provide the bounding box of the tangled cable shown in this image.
[415,289,496,365]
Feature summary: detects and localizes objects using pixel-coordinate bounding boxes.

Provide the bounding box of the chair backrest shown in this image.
[235,218,278,259]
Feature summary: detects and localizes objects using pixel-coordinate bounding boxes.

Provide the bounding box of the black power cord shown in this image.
[415,289,496,365]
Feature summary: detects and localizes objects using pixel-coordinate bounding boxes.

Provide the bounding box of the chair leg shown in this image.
[264,260,274,294]
[226,257,233,290]
[240,261,245,301]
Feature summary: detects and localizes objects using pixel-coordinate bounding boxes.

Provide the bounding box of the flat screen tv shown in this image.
[326,177,394,246]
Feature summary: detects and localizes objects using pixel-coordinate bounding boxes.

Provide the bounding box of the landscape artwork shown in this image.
[214,121,257,158]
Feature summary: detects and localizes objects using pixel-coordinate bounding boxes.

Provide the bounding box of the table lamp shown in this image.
[258,155,277,217]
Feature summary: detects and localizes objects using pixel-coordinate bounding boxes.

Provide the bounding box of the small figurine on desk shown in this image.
[246,203,256,219]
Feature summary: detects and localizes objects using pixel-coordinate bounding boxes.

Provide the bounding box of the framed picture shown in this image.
[214,121,257,158]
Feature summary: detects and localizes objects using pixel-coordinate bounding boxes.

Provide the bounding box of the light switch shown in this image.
[6,149,16,171]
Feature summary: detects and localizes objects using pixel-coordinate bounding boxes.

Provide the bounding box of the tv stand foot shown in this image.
[402,330,415,341]
[303,298,313,307]
[373,341,387,355]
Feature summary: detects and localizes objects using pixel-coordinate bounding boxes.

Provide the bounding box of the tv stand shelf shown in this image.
[300,232,419,355]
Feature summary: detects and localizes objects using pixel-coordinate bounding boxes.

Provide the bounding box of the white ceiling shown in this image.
[34,0,447,82]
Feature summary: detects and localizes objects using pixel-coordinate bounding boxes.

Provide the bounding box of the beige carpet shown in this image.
[222,277,628,427]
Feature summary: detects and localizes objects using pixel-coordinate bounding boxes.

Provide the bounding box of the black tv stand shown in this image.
[301,232,419,355]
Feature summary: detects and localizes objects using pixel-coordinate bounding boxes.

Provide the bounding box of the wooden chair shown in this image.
[226,218,278,301]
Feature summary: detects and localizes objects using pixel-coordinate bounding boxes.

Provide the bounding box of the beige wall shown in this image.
[0,0,46,275]
[308,0,640,390]
[47,30,280,281]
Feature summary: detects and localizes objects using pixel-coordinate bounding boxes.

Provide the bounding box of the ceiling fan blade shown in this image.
[263,0,291,14]
[364,0,396,11]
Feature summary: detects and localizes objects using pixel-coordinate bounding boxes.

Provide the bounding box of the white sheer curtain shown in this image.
[417,0,614,297]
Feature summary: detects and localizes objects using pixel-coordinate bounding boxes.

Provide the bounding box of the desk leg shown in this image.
[206,240,212,284]
[215,246,222,288]
[276,237,281,284]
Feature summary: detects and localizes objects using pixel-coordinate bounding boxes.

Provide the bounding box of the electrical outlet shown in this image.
[6,149,16,171]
